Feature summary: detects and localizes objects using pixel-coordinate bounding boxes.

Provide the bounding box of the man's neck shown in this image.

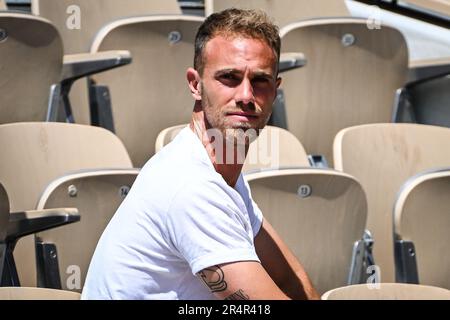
[190,111,247,188]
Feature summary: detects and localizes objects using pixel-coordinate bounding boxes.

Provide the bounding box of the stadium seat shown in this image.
[204,0,350,26]
[393,168,450,289]
[322,283,450,300]
[1,181,80,287]
[0,0,6,10]
[245,168,367,294]
[395,58,450,127]
[0,13,62,124]
[334,123,450,282]
[32,0,184,136]
[155,125,310,172]
[0,287,80,299]
[89,15,204,166]
[35,169,139,291]
[279,18,408,166]
[0,12,131,125]
[0,122,132,287]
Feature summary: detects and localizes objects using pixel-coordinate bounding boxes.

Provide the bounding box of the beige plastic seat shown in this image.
[0,0,6,10]
[155,125,310,172]
[393,168,450,289]
[35,169,139,291]
[280,18,408,166]
[322,283,450,300]
[0,287,80,300]
[204,0,350,27]
[334,123,450,283]
[1,179,80,286]
[0,122,132,287]
[0,13,63,123]
[31,0,181,129]
[245,168,367,294]
[89,15,204,166]
[32,0,184,128]
[32,0,181,55]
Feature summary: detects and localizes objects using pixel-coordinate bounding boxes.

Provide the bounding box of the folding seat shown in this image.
[0,122,132,287]
[89,15,204,167]
[245,168,367,294]
[155,125,310,173]
[0,287,80,299]
[32,1,198,167]
[0,13,62,123]
[32,0,181,126]
[279,19,409,166]
[204,0,350,26]
[0,12,131,126]
[34,169,140,291]
[0,181,80,287]
[393,168,450,289]
[322,283,450,300]
[333,123,450,283]
[32,0,181,54]
[0,0,5,10]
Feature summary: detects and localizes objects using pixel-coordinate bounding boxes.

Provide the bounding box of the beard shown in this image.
[200,83,271,146]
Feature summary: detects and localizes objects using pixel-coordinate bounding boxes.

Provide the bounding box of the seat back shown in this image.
[155,125,310,172]
[0,0,6,10]
[280,18,408,166]
[245,168,367,294]
[204,0,349,27]
[394,168,450,289]
[0,287,80,300]
[0,13,63,123]
[334,123,450,282]
[90,16,204,166]
[31,0,181,54]
[322,283,450,300]
[36,169,139,291]
[0,122,132,286]
[32,0,182,125]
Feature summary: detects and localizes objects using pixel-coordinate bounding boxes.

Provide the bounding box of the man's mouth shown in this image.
[226,112,259,121]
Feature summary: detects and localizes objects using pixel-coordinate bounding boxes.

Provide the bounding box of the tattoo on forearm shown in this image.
[198,266,227,292]
[225,289,250,300]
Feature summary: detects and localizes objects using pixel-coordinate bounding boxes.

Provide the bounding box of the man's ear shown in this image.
[187,67,202,101]
[276,77,282,89]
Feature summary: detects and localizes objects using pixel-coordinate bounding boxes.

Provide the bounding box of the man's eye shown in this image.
[221,74,238,80]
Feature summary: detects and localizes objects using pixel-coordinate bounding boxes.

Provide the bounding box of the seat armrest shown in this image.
[279,52,306,73]
[6,208,80,242]
[61,50,132,83]
[407,57,450,84]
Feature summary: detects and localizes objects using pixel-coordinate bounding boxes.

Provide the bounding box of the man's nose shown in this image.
[235,78,255,106]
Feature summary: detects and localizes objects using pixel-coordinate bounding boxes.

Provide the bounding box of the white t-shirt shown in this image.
[81,127,263,300]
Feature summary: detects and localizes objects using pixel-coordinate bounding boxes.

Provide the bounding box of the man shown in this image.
[82,8,318,300]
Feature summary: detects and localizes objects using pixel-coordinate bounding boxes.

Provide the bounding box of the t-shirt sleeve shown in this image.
[164,179,260,275]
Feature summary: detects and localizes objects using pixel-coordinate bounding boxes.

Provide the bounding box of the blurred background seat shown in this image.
[322,283,450,300]
[245,168,367,294]
[278,18,408,167]
[393,168,450,289]
[334,123,450,283]
[35,169,140,291]
[0,122,132,287]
